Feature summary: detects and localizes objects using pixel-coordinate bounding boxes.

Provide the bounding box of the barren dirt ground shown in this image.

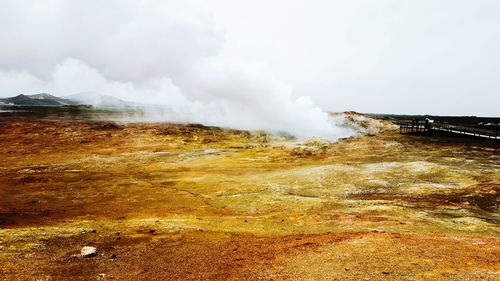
[0,114,498,280]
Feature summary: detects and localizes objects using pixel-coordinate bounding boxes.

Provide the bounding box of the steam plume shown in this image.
[0,0,351,139]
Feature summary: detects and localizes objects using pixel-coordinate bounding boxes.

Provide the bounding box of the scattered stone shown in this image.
[95,122,121,130]
[149,229,156,234]
[111,254,117,259]
[81,246,97,257]
[290,146,315,157]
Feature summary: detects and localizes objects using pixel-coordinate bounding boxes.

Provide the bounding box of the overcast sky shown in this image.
[203,0,500,116]
[0,0,499,122]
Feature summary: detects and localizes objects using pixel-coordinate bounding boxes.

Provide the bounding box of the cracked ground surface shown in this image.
[0,113,498,280]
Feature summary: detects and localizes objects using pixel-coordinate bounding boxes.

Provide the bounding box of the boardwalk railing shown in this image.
[399,121,499,140]
[400,122,427,134]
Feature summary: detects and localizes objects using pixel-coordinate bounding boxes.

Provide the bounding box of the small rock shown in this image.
[111,254,117,259]
[81,246,97,257]
[149,229,156,234]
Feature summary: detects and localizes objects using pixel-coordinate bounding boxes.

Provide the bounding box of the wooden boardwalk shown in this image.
[400,121,499,140]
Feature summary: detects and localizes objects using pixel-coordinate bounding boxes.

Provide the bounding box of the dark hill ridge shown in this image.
[0,94,76,106]
[0,93,136,107]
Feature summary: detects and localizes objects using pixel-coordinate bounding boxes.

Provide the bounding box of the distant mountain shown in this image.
[64,92,138,107]
[0,92,141,107]
[0,94,76,106]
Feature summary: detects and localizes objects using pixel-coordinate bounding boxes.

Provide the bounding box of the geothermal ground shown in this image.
[0,111,498,280]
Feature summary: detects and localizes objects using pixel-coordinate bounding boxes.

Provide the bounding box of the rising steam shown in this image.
[0,0,352,139]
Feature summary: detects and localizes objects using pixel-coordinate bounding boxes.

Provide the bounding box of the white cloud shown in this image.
[203,0,500,116]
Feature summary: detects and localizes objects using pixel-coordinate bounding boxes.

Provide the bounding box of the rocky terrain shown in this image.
[0,111,498,280]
